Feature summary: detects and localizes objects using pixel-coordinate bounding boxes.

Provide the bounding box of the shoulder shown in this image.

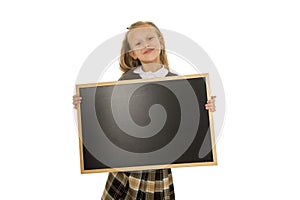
[118,68,141,81]
[167,71,178,77]
[166,67,178,76]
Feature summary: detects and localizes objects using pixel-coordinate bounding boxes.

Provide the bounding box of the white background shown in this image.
[1,0,300,199]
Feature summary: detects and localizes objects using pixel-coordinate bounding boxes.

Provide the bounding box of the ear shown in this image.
[129,50,138,60]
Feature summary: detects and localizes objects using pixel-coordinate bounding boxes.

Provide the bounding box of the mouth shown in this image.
[143,48,155,54]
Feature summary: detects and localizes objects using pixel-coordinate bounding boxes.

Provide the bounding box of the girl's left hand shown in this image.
[205,96,216,112]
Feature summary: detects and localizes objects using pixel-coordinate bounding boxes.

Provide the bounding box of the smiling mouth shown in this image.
[143,48,155,54]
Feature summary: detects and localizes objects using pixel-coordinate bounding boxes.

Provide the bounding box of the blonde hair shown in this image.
[119,21,169,73]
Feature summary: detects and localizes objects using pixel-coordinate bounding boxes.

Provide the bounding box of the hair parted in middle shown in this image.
[119,21,169,73]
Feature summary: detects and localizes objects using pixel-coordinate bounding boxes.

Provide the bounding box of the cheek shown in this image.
[133,50,142,58]
[152,40,162,49]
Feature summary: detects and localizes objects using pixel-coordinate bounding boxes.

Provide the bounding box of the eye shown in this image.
[135,42,141,46]
[148,37,154,41]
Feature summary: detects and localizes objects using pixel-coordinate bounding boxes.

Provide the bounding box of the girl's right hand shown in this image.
[73,94,82,109]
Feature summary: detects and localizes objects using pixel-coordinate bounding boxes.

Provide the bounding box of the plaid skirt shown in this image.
[101,168,175,200]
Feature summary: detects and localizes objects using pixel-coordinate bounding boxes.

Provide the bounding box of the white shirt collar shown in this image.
[133,65,168,79]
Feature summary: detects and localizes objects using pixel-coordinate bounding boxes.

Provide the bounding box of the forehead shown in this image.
[127,25,158,41]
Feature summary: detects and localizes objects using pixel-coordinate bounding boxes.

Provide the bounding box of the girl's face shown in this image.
[127,25,163,65]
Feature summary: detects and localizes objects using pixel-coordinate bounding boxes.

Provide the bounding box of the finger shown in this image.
[73,100,81,105]
[205,104,216,110]
[205,103,214,107]
[210,97,216,102]
[206,107,215,111]
[73,96,82,100]
[207,99,215,104]
[207,100,214,105]
[73,99,82,103]
[74,102,81,108]
[73,97,82,104]
[207,98,215,103]
[206,106,215,111]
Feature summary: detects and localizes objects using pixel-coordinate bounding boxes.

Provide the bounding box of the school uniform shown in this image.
[101,66,177,200]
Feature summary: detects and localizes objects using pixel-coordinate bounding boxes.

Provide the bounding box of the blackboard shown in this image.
[76,74,217,173]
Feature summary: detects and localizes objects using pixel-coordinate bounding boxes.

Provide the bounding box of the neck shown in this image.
[141,63,162,72]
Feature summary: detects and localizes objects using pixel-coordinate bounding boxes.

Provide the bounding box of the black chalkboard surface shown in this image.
[76,74,217,173]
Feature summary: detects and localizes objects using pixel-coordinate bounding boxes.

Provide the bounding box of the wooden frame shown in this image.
[76,74,217,174]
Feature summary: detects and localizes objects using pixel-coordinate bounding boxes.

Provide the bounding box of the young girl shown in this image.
[73,21,216,200]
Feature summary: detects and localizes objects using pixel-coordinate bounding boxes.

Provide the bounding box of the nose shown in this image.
[144,41,150,48]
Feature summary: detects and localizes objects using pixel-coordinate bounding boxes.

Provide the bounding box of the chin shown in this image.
[141,59,161,64]
[141,55,160,63]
